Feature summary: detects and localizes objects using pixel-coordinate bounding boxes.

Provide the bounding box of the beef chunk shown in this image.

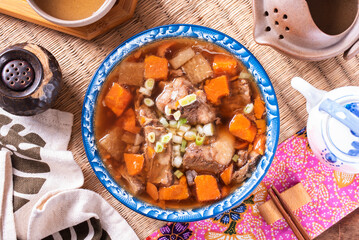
[247,151,262,167]
[156,77,216,125]
[220,78,252,118]
[119,166,145,195]
[183,143,225,174]
[143,126,173,186]
[182,53,213,84]
[236,150,248,168]
[135,104,159,127]
[232,163,249,184]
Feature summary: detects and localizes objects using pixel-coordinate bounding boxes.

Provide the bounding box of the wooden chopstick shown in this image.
[268,186,311,240]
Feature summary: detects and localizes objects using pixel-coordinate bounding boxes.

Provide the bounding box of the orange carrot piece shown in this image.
[220,164,233,185]
[229,114,257,142]
[255,119,266,134]
[204,75,230,105]
[146,182,159,201]
[221,185,231,198]
[133,50,142,59]
[195,175,221,202]
[124,153,144,176]
[117,108,141,134]
[104,83,132,117]
[248,144,253,152]
[159,176,189,201]
[254,97,266,119]
[157,41,176,57]
[144,55,168,80]
[212,55,238,76]
[253,134,266,155]
[234,139,249,150]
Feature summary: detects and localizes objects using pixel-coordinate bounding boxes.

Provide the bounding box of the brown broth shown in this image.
[34,0,105,20]
[95,38,265,209]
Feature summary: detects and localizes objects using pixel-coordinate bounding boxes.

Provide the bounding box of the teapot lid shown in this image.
[320,90,359,163]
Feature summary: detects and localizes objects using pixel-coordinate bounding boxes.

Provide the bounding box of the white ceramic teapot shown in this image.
[291,77,359,173]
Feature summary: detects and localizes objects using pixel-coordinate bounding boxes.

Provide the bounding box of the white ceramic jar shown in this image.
[292,77,359,173]
[27,0,116,27]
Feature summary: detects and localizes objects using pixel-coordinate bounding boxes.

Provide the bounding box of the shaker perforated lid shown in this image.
[1,60,34,91]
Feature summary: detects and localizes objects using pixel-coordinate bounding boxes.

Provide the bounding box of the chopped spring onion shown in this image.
[165,105,172,116]
[155,142,164,153]
[178,93,197,107]
[196,125,204,135]
[159,117,169,127]
[239,71,253,79]
[147,132,156,143]
[244,103,254,114]
[232,154,239,162]
[173,157,183,168]
[203,123,215,136]
[179,124,191,132]
[173,110,181,121]
[171,90,178,100]
[178,118,187,126]
[177,130,185,137]
[144,78,155,90]
[181,140,187,152]
[173,135,183,144]
[173,144,181,153]
[168,128,177,135]
[195,133,205,146]
[169,120,177,128]
[174,169,184,178]
[184,131,196,141]
[139,87,151,96]
[144,98,154,107]
[160,133,173,144]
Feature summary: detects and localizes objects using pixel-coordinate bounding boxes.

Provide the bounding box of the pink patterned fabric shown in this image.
[147,129,359,240]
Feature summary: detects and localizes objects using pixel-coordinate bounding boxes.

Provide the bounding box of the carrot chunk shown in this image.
[234,139,249,150]
[253,134,266,155]
[195,175,221,202]
[104,83,132,117]
[124,153,144,176]
[220,164,233,185]
[157,41,176,57]
[254,97,265,119]
[144,55,168,80]
[117,108,141,134]
[229,113,257,142]
[255,119,266,134]
[146,182,159,201]
[204,75,230,105]
[221,185,231,198]
[159,176,189,201]
[212,55,238,76]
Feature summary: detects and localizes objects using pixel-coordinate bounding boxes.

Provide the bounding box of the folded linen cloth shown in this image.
[0,108,138,240]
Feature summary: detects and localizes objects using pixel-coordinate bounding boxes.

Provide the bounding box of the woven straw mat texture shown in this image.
[0,0,358,239]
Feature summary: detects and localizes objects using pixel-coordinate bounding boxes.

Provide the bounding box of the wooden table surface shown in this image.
[0,0,358,239]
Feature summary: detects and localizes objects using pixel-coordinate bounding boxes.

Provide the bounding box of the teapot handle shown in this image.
[344,39,359,60]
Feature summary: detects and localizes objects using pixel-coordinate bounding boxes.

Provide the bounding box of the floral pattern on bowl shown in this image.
[81,24,280,221]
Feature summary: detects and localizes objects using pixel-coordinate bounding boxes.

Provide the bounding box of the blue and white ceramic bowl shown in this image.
[82,24,280,222]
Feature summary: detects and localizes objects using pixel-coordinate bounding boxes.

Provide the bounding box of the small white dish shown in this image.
[27,0,117,28]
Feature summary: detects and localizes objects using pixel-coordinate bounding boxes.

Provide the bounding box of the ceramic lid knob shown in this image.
[0,43,62,116]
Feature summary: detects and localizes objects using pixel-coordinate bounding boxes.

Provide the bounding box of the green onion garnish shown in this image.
[195,133,205,146]
[159,117,169,127]
[178,93,197,107]
[144,78,155,90]
[174,169,184,179]
[181,140,187,152]
[147,132,155,143]
[232,154,239,162]
[144,98,154,107]
[243,103,254,114]
[160,133,173,144]
[173,110,181,121]
[155,142,164,153]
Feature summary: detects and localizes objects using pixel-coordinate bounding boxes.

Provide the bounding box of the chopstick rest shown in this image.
[258,183,311,225]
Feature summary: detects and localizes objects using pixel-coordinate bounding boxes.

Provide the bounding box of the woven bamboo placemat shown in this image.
[0,0,358,239]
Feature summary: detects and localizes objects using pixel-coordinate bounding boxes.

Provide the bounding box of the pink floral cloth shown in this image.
[147,129,359,240]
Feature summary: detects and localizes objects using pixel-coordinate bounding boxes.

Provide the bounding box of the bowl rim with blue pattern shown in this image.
[81,24,280,222]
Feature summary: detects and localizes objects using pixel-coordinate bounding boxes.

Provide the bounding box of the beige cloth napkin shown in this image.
[0,108,139,240]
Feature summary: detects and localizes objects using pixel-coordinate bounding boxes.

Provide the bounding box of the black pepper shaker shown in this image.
[0,43,62,116]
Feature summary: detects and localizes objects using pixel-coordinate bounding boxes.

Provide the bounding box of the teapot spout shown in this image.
[291,77,327,113]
